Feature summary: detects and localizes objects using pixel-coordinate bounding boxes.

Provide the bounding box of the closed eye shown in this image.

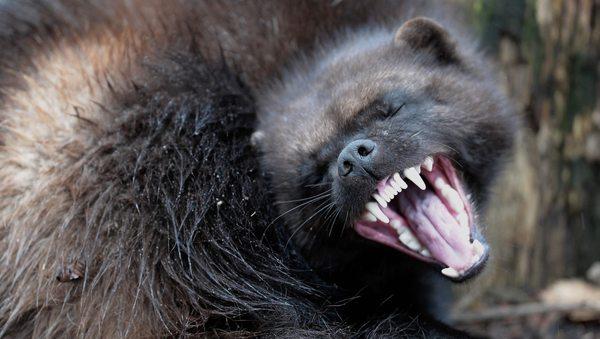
[375,102,405,119]
[389,102,406,117]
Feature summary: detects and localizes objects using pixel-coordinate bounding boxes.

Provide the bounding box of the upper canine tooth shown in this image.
[366,202,389,223]
[422,156,434,171]
[403,167,426,190]
[441,267,460,278]
[393,172,408,189]
[373,193,387,208]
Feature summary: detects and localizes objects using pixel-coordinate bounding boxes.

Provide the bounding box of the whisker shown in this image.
[260,190,331,242]
[287,199,332,235]
[285,200,334,248]
[269,192,330,225]
[407,129,423,139]
[264,170,322,189]
[274,188,332,205]
[326,209,341,237]
[425,140,465,170]
[304,181,333,188]
[339,210,350,237]
[319,205,337,238]
[320,203,339,238]
[428,139,461,159]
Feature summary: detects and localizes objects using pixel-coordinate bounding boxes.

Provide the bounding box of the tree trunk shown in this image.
[457,0,600,302]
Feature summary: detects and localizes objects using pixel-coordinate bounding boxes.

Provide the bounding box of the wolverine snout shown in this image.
[337,139,378,179]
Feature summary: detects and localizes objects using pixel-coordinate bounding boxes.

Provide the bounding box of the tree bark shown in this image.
[458,0,600,299]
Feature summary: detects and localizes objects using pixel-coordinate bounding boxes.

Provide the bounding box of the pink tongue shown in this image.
[397,187,474,271]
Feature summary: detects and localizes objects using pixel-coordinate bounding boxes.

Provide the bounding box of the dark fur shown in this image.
[0,0,513,337]
[255,11,517,335]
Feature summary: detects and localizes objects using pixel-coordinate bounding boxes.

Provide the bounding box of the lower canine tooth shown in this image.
[441,267,460,278]
[366,202,389,223]
[420,248,431,257]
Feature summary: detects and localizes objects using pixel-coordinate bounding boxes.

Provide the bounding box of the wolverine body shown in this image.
[0,1,515,337]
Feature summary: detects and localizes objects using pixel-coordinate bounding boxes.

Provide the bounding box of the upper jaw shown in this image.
[353,155,489,281]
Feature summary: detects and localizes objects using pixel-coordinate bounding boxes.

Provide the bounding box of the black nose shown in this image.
[337,139,377,177]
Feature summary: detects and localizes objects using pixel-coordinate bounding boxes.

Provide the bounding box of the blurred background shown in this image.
[448,0,600,337]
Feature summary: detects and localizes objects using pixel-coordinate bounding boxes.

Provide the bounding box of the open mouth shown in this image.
[354,155,488,281]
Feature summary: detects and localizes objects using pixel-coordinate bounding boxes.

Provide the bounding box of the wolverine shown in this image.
[0,0,516,337]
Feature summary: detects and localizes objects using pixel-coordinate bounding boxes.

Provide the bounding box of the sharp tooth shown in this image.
[373,194,387,208]
[393,172,408,189]
[441,267,460,278]
[422,156,434,171]
[362,212,377,222]
[403,167,426,190]
[420,248,431,257]
[385,186,396,197]
[366,202,389,223]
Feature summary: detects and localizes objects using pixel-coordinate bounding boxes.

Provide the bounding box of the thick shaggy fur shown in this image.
[256,16,516,297]
[0,1,502,337]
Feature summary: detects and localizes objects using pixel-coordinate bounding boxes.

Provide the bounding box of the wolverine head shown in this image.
[256,18,516,282]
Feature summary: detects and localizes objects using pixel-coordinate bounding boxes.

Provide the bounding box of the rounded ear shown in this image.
[394,17,460,65]
[250,130,265,149]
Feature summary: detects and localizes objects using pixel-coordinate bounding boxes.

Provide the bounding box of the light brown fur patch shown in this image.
[0,22,162,336]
